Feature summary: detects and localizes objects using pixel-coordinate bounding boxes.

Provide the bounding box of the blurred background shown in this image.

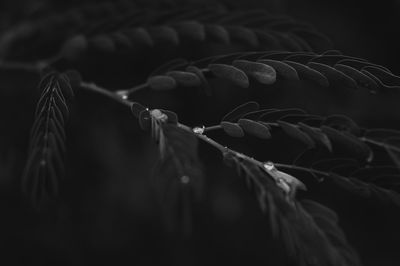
[1,0,400,265]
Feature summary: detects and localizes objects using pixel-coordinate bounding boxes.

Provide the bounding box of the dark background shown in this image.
[1,0,400,265]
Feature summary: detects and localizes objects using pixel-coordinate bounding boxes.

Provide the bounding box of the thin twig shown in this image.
[78,80,331,181]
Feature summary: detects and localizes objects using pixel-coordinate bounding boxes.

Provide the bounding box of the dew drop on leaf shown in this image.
[193,126,205,134]
[263,161,275,171]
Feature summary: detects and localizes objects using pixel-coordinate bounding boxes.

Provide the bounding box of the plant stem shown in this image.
[115,82,149,97]
[80,81,132,107]
[79,79,330,181]
[204,125,222,132]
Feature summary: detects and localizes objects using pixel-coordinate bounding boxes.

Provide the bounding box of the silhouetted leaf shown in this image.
[204,24,230,44]
[334,64,379,91]
[172,21,205,41]
[185,65,212,95]
[258,59,299,80]
[278,121,315,148]
[232,60,276,85]
[298,123,332,152]
[131,102,147,118]
[323,115,361,136]
[220,121,245,137]
[147,75,177,90]
[208,63,249,88]
[284,60,329,87]
[153,125,203,236]
[148,26,179,45]
[90,34,116,52]
[308,62,357,89]
[22,72,73,210]
[362,66,400,89]
[321,126,373,162]
[138,109,151,130]
[222,101,259,122]
[238,119,271,139]
[167,71,201,87]
[259,108,306,122]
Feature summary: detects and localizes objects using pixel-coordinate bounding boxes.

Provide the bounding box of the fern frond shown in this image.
[223,156,361,266]
[21,71,74,209]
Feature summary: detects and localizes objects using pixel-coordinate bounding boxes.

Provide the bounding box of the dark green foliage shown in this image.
[3,1,400,266]
[21,71,73,209]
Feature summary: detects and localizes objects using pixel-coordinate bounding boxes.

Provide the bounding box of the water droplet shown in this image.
[150,109,167,122]
[180,175,190,184]
[193,126,205,134]
[116,90,128,100]
[263,161,275,171]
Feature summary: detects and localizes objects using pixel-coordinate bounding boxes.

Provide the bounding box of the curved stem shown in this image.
[79,79,327,182]
[79,81,132,107]
[204,125,222,132]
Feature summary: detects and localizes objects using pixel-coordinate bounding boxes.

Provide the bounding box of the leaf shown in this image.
[166,71,201,87]
[334,64,379,92]
[147,75,177,91]
[307,62,358,89]
[22,72,73,210]
[153,125,203,236]
[159,109,179,124]
[150,58,189,77]
[131,102,146,118]
[299,200,361,265]
[284,60,329,87]
[337,59,391,73]
[363,128,400,142]
[60,34,88,61]
[277,121,315,148]
[225,25,259,47]
[259,108,306,122]
[323,115,361,136]
[238,119,271,139]
[384,138,400,168]
[148,26,179,45]
[90,34,116,53]
[362,66,400,89]
[279,114,322,124]
[298,123,332,152]
[328,173,400,207]
[122,27,154,46]
[225,159,360,266]
[185,66,212,96]
[291,28,333,52]
[232,60,276,85]
[310,55,365,66]
[221,101,259,122]
[321,126,373,162]
[204,24,230,44]
[283,53,316,64]
[220,121,245,137]
[172,21,205,41]
[241,109,278,120]
[312,158,359,174]
[300,199,338,223]
[208,63,249,88]
[323,50,342,55]
[138,109,151,131]
[258,59,299,80]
